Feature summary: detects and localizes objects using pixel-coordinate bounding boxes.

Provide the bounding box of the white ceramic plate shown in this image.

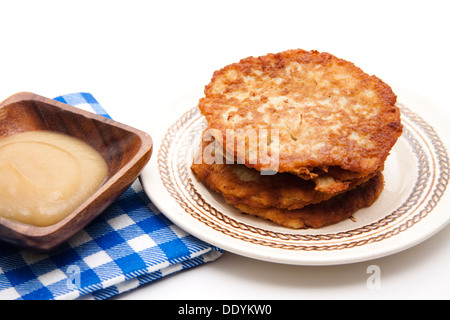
[141,85,450,265]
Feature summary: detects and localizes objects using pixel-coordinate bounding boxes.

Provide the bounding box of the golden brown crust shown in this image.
[191,132,379,211]
[235,172,384,229]
[198,49,402,176]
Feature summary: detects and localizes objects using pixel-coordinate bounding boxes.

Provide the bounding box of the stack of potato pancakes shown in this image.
[191,49,403,229]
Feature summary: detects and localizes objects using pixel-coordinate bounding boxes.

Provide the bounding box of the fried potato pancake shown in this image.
[191,132,379,210]
[198,49,402,177]
[235,172,384,229]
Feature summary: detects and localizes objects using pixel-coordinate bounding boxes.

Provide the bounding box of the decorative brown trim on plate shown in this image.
[158,103,449,251]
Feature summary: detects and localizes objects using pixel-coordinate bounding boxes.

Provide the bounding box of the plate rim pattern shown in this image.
[157,103,449,252]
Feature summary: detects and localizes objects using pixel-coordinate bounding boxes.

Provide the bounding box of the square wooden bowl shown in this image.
[0,92,152,251]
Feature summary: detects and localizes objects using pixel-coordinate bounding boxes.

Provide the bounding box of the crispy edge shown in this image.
[235,172,384,229]
[191,132,380,210]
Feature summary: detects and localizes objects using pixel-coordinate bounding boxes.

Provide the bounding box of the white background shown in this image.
[1,0,449,299]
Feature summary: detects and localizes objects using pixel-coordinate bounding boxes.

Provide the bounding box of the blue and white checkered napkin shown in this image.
[0,93,222,300]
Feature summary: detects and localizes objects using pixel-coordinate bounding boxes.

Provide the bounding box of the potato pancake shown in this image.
[198,49,402,177]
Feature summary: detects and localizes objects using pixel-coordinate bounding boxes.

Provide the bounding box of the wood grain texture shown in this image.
[0,92,153,251]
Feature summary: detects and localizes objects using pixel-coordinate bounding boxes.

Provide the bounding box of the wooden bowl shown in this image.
[0,92,153,251]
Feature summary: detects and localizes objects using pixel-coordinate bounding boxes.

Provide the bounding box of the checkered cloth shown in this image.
[0,93,222,300]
